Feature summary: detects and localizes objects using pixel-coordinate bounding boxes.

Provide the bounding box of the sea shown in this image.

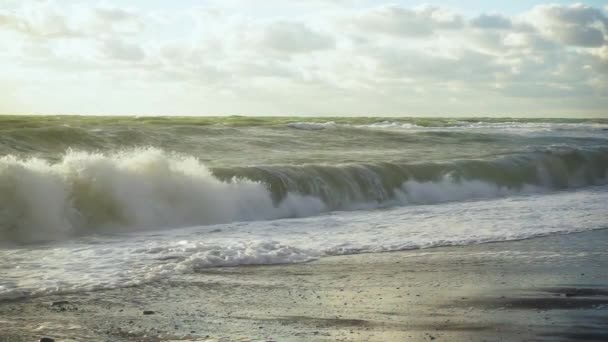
[1,116,607,300]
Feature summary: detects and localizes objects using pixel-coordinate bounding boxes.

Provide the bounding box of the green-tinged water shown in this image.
[1,116,607,165]
[1,115,607,242]
[2,115,608,302]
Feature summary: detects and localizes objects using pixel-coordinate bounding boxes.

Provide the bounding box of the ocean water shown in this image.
[0,116,607,300]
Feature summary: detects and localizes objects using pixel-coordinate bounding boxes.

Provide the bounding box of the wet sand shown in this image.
[1,229,608,341]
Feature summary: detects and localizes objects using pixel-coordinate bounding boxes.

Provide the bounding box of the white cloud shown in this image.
[91,6,143,37]
[471,14,512,29]
[255,21,336,53]
[526,3,608,47]
[101,38,145,62]
[0,2,143,40]
[0,1,606,117]
[346,5,463,38]
[0,2,78,39]
[94,7,134,23]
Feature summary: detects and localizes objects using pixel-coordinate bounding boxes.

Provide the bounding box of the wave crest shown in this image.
[0,149,325,243]
[1,147,607,243]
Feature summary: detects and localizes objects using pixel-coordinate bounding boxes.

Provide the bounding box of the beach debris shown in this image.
[51,300,69,306]
[143,310,156,315]
[39,338,55,342]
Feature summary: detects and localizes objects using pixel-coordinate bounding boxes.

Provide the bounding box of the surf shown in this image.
[1,146,607,243]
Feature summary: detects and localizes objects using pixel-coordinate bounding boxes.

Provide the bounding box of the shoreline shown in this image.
[2,229,608,341]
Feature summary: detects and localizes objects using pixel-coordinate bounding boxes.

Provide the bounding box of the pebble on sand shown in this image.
[51,301,69,306]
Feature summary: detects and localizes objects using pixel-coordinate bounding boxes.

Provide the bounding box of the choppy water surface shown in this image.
[1,116,607,300]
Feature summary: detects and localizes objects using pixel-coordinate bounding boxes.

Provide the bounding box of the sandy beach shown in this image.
[2,229,607,342]
[2,0,608,340]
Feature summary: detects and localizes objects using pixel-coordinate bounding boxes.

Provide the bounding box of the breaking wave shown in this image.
[286,121,336,130]
[1,147,607,243]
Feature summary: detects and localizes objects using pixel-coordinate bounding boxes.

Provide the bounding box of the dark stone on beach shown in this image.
[51,300,69,306]
[544,287,608,297]
[39,338,55,342]
[143,310,155,315]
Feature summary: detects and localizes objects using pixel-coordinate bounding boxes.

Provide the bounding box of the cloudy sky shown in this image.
[1,1,607,117]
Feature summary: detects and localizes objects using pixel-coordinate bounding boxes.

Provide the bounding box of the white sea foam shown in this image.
[286,121,336,130]
[1,185,607,301]
[1,119,606,301]
[0,149,326,243]
[395,177,544,204]
[356,121,423,129]
[1,147,606,244]
[286,120,608,138]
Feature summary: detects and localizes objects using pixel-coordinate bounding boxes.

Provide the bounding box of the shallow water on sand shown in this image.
[1,185,607,301]
[0,117,607,300]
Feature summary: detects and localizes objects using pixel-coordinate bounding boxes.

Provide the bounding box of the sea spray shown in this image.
[0,148,325,243]
[1,117,607,301]
[1,146,607,243]
[2,186,607,301]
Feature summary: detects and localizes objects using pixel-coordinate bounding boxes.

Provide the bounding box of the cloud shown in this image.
[101,39,145,62]
[551,25,605,47]
[0,2,79,39]
[0,1,606,116]
[0,2,142,40]
[94,7,134,23]
[368,46,507,84]
[503,31,556,52]
[256,21,336,53]
[527,3,608,47]
[91,6,143,36]
[471,14,512,29]
[347,5,463,38]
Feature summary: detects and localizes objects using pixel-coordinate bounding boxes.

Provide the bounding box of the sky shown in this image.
[0,1,607,117]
